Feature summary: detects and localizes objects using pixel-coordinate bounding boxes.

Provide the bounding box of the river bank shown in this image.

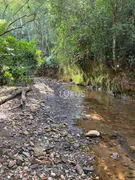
[37,64,135,100]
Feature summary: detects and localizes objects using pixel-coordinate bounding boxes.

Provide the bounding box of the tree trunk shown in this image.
[112,33,116,63]
[110,0,117,68]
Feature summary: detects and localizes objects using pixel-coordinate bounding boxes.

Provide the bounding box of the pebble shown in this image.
[2,149,11,155]
[30,141,35,147]
[131,146,135,152]
[50,152,55,159]
[30,115,34,119]
[23,152,30,158]
[48,178,53,180]
[33,147,44,157]
[60,175,66,180]
[122,163,129,167]
[30,164,38,169]
[73,142,80,148]
[15,155,23,161]
[8,160,16,168]
[40,174,46,180]
[110,152,120,159]
[0,163,3,168]
[75,165,84,175]
[51,172,56,177]
[23,166,29,172]
[83,166,94,173]
[24,131,30,135]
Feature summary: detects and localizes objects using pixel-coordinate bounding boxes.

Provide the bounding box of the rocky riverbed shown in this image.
[0,78,99,180]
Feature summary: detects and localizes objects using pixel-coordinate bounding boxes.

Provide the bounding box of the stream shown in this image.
[67,84,135,180]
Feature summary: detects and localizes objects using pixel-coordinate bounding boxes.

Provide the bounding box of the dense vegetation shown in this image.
[0,35,42,85]
[0,0,135,93]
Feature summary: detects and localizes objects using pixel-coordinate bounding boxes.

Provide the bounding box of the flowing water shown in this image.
[67,84,135,180]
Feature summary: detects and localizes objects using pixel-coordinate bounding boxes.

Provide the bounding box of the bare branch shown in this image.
[34,0,46,12]
[2,0,13,19]
[0,15,36,36]
[13,0,30,17]
[6,0,46,29]
[0,0,46,37]
[7,14,33,29]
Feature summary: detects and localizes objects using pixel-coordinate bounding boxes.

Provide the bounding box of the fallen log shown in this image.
[0,87,18,95]
[0,87,32,105]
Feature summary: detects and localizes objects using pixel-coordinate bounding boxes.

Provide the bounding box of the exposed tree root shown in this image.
[0,87,18,95]
[0,87,32,106]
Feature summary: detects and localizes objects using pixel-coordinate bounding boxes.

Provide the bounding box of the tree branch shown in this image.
[13,0,30,17]
[0,0,46,37]
[2,0,13,19]
[34,0,46,12]
[7,14,33,29]
[0,14,36,36]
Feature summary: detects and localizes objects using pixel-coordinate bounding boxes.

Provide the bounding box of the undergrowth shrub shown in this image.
[0,35,42,86]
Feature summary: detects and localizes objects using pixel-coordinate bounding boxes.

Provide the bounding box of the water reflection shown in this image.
[67,84,135,179]
[67,84,135,147]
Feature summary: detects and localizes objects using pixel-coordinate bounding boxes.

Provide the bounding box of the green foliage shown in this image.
[41,0,135,90]
[44,55,59,68]
[60,62,113,89]
[0,35,42,85]
[61,64,84,85]
[0,19,7,34]
[0,0,135,91]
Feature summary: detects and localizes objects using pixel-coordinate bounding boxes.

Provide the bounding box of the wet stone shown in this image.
[85,130,100,137]
[83,166,94,173]
[110,152,120,159]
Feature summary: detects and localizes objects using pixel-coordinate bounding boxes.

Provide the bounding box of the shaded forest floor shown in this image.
[0,77,135,180]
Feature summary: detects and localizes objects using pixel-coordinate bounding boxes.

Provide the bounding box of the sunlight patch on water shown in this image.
[91,112,104,121]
